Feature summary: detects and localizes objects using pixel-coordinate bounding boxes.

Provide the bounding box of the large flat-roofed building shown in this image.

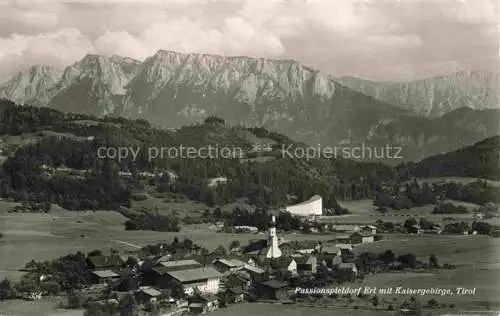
[285,195,322,217]
[166,267,222,296]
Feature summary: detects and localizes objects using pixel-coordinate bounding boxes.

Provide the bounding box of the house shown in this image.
[335,234,352,244]
[157,259,203,272]
[135,286,163,304]
[145,259,204,287]
[166,267,222,296]
[262,256,297,275]
[279,243,296,256]
[239,264,266,282]
[89,270,121,285]
[189,295,219,313]
[295,256,317,275]
[226,271,252,289]
[360,225,377,235]
[86,255,124,270]
[255,279,288,300]
[321,245,341,257]
[335,243,353,251]
[212,258,246,273]
[349,232,374,244]
[320,253,342,269]
[337,263,358,277]
[226,286,246,303]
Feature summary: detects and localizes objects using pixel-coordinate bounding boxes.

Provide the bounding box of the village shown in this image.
[0,210,461,316]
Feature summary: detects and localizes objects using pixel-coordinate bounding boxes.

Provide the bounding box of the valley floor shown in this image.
[1,198,499,315]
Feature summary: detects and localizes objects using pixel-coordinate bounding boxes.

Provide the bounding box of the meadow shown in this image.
[357,234,500,309]
[0,200,333,281]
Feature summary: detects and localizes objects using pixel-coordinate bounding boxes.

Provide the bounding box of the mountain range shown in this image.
[337,70,499,117]
[0,50,498,163]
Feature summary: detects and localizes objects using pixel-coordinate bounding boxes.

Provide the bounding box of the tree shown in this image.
[213,245,227,257]
[170,280,185,299]
[429,253,438,269]
[229,240,240,250]
[397,253,417,268]
[403,217,417,229]
[0,278,15,300]
[379,250,396,264]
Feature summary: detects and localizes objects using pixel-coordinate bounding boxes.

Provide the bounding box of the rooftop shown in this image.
[137,286,162,297]
[212,258,246,268]
[167,267,222,283]
[338,263,357,269]
[241,264,265,274]
[87,255,123,268]
[91,270,120,278]
[287,195,322,207]
[159,259,201,268]
[260,279,287,289]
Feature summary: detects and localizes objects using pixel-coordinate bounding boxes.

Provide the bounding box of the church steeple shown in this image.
[266,215,282,258]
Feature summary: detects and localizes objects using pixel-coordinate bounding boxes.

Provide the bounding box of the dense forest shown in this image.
[0,100,498,213]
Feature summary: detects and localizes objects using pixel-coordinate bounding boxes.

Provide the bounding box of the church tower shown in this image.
[266,215,282,258]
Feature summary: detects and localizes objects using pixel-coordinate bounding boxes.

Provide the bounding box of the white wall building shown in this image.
[166,267,222,296]
[285,195,322,217]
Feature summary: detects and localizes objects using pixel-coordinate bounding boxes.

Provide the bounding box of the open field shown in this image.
[356,234,500,309]
[0,299,84,316]
[327,199,499,226]
[0,201,333,281]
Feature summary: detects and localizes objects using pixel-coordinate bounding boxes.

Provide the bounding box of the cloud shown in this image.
[94,14,285,60]
[0,28,94,65]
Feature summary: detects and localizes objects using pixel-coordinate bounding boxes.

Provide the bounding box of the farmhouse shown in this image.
[321,245,341,256]
[135,286,163,304]
[320,252,342,269]
[349,232,375,244]
[295,255,317,274]
[212,258,246,273]
[86,255,124,270]
[337,263,358,278]
[188,295,219,313]
[239,264,266,282]
[166,267,222,296]
[89,270,120,285]
[157,259,203,272]
[263,256,297,275]
[360,225,377,235]
[255,279,288,300]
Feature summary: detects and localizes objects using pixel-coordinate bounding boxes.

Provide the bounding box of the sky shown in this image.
[0,0,498,81]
